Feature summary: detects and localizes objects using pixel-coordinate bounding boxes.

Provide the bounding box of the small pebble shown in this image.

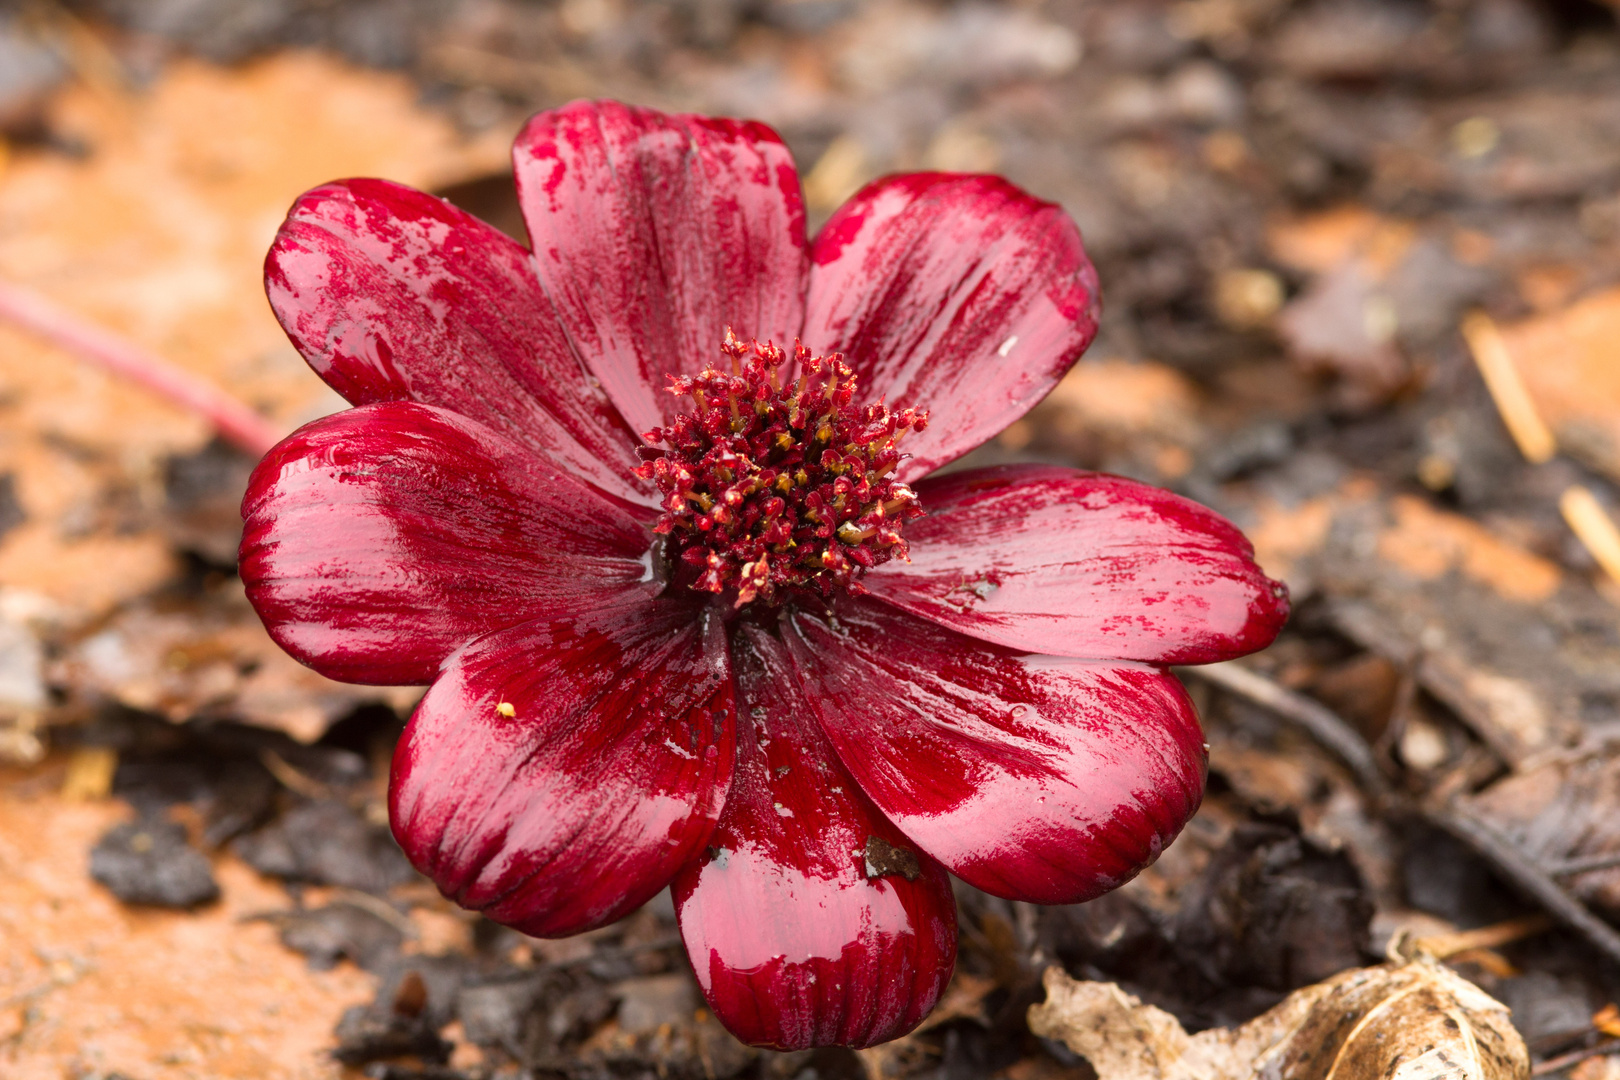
[90,819,220,908]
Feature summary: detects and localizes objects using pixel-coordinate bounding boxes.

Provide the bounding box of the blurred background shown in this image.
[3,1,1620,1078]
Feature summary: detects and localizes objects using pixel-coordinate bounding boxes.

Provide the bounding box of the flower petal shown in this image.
[240,402,652,686]
[783,598,1206,905]
[266,177,649,506]
[674,626,955,1050]
[865,465,1290,663]
[513,100,810,436]
[390,598,734,937]
[804,174,1099,480]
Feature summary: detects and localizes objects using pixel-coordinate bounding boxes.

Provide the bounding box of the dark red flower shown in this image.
[243,100,1289,1050]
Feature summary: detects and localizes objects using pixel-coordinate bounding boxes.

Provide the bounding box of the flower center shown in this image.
[635,330,927,608]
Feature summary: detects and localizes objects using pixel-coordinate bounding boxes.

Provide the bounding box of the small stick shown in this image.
[0,278,282,457]
[258,749,335,801]
[1533,1040,1620,1077]
[330,888,422,939]
[1427,807,1620,969]
[244,890,423,940]
[1188,661,1389,796]
[534,934,683,973]
[1548,852,1620,877]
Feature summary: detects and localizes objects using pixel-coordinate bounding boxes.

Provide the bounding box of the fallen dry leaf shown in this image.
[854,971,997,1080]
[1267,204,1491,410]
[1377,495,1561,605]
[1028,958,1528,1080]
[1381,91,1620,204]
[1243,478,1604,767]
[1572,1058,1620,1080]
[1494,286,1620,481]
[52,577,419,743]
[1277,260,1409,409]
[1266,205,1416,279]
[1017,358,1205,481]
[1168,823,1374,993]
[1042,359,1204,446]
[1463,756,1620,917]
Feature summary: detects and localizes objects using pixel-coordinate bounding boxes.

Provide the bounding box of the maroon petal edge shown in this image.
[674,625,955,1050]
[785,598,1207,905]
[804,173,1100,481]
[390,598,734,937]
[513,99,811,438]
[266,177,650,507]
[864,464,1290,664]
[240,401,652,686]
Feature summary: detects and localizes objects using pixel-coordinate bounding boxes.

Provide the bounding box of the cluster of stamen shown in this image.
[634,330,928,607]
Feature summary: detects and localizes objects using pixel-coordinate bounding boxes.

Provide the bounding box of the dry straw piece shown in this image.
[1462,310,1557,464]
[1561,487,1620,588]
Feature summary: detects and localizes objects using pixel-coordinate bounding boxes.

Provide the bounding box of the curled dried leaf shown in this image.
[1028,957,1528,1080]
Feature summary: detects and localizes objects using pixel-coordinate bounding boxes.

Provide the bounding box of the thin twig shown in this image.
[240,891,422,940]
[1187,661,1390,796]
[534,934,684,973]
[1549,852,1620,877]
[258,749,336,801]
[0,279,282,456]
[1532,1040,1620,1077]
[329,888,422,939]
[1426,807,1620,969]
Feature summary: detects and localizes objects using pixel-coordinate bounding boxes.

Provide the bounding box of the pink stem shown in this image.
[0,278,284,457]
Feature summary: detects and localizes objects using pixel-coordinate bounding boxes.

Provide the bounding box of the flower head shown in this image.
[638,331,927,604]
[244,100,1289,1050]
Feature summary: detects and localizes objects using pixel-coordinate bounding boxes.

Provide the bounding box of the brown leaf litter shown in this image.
[1029,957,1529,1080]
